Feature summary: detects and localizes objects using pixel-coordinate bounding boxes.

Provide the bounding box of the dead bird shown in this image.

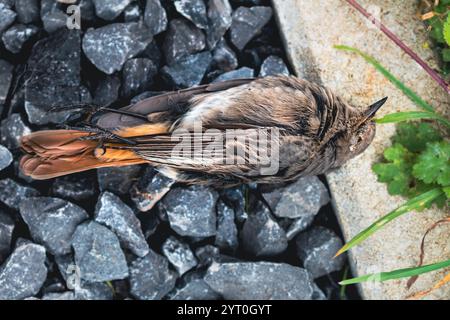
[20,75,387,187]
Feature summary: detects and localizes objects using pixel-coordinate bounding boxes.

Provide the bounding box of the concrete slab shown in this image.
[272,0,450,299]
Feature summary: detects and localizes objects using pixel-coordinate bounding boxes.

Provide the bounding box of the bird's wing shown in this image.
[96,78,255,129]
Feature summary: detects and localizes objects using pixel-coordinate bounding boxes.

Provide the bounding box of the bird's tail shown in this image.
[19,129,148,180]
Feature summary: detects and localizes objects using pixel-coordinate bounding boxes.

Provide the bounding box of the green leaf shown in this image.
[393,122,442,153]
[443,186,450,198]
[443,14,450,46]
[340,258,450,285]
[413,141,450,186]
[375,111,450,128]
[442,48,450,62]
[334,45,435,113]
[429,16,445,44]
[372,143,413,196]
[335,188,444,257]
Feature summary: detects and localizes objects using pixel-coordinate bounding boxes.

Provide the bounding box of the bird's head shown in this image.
[333,97,387,165]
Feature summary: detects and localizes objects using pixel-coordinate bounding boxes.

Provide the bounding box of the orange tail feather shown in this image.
[20,130,148,180]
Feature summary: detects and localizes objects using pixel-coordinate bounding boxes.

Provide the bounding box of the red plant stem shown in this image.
[346,0,450,94]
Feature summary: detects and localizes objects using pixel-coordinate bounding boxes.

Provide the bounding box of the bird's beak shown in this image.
[364,97,388,119]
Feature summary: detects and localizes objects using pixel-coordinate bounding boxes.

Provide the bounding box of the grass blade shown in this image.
[375,111,450,128]
[340,258,450,285]
[334,188,444,257]
[334,45,435,112]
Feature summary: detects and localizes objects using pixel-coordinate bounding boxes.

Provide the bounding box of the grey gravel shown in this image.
[20,197,89,256]
[230,6,272,50]
[162,19,205,66]
[94,191,149,257]
[241,204,288,256]
[144,0,167,36]
[174,0,208,29]
[0,242,47,300]
[0,3,16,35]
[0,211,14,263]
[0,144,12,172]
[212,38,238,71]
[2,24,39,53]
[121,57,158,98]
[206,0,232,48]
[51,173,97,202]
[168,271,220,300]
[92,0,132,20]
[213,66,254,82]
[215,200,238,252]
[93,74,121,107]
[0,59,13,106]
[82,23,153,74]
[131,167,175,212]
[161,51,212,88]
[296,226,345,279]
[259,55,290,77]
[0,178,39,209]
[97,165,141,196]
[72,221,129,282]
[160,185,217,237]
[262,176,330,219]
[0,113,31,149]
[205,262,316,299]
[123,2,141,22]
[162,236,197,275]
[129,249,177,300]
[15,0,39,23]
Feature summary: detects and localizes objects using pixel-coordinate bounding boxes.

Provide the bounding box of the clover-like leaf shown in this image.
[372,143,414,196]
[413,141,450,186]
[444,13,450,46]
[393,122,442,153]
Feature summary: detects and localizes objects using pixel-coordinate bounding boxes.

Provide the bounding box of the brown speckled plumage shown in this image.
[20,76,386,186]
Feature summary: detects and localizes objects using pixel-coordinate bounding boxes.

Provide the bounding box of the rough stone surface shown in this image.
[212,66,253,82]
[121,58,158,98]
[205,262,315,299]
[0,144,12,171]
[215,200,238,252]
[0,3,16,35]
[0,242,47,300]
[131,167,175,212]
[159,185,218,237]
[15,0,39,23]
[168,271,220,300]
[92,0,132,20]
[123,2,141,22]
[144,0,167,36]
[272,0,450,299]
[259,55,290,77]
[82,23,153,74]
[241,204,288,256]
[129,249,177,300]
[93,74,121,107]
[0,113,31,149]
[94,191,149,257]
[174,0,208,29]
[2,24,39,53]
[25,30,91,125]
[162,19,206,66]
[212,38,238,71]
[51,173,97,202]
[262,176,330,219]
[40,0,67,33]
[0,211,14,263]
[296,226,345,279]
[20,197,89,256]
[97,165,141,196]
[161,51,212,88]
[0,178,39,209]
[0,59,13,106]
[230,6,272,50]
[72,221,129,282]
[206,0,232,48]
[162,236,198,275]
